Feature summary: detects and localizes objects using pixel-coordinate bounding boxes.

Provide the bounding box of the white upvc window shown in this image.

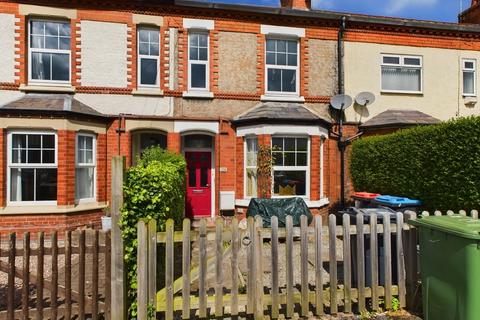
[28,19,71,85]
[188,32,209,91]
[271,136,309,198]
[462,59,476,96]
[7,131,57,205]
[381,54,422,93]
[265,38,299,96]
[244,137,258,198]
[137,27,160,87]
[76,134,96,202]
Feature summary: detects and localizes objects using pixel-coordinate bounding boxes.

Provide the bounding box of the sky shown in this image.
[200,0,472,22]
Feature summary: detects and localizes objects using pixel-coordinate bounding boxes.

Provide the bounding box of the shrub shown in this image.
[120,147,186,318]
[350,116,480,211]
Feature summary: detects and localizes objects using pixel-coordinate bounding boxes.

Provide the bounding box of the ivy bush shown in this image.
[120,147,186,318]
[350,116,480,211]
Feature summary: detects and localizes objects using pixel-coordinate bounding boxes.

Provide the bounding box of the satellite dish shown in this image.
[330,94,353,110]
[355,92,376,107]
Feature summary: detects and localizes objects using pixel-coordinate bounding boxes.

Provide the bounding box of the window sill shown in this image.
[20,84,76,93]
[132,89,164,97]
[0,202,108,215]
[235,197,329,208]
[380,90,423,96]
[183,91,214,99]
[261,95,305,103]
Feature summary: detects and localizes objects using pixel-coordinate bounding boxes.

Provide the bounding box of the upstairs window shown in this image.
[265,39,299,95]
[137,27,160,87]
[188,32,209,91]
[8,132,57,204]
[76,134,96,201]
[463,59,476,96]
[29,20,71,84]
[381,55,422,93]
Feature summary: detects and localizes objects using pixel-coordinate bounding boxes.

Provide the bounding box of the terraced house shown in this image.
[0,0,479,232]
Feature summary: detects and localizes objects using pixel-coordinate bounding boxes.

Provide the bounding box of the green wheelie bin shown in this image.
[409,215,480,320]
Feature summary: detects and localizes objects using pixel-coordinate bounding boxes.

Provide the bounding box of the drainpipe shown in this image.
[116,113,126,156]
[338,16,346,95]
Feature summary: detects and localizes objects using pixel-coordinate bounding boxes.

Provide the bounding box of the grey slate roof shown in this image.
[0,94,106,118]
[360,109,441,129]
[232,102,331,126]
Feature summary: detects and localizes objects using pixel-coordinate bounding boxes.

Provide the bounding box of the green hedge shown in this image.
[120,147,186,318]
[350,116,480,211]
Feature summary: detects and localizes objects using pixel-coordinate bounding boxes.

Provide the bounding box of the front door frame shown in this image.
[182,133,215,219]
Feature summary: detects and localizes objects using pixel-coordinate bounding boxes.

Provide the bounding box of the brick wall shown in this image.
[0,129,5,207]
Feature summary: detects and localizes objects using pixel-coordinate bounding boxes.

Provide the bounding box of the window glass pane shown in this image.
[198,34,208,47]
[297,138,307,151]
[59,37,70,50]
[184,135,212,149]
[464,61,475,69]
[272,152,283,166]
[43,135,55,148]
[139,42,149,55]
[45,36,58,50]
[140,58,158,85]
[30,35,44,48]
[139,29,149,42]
[277,40,287,53]
[464,71,475,94]
[12,150,26,163]
[404,57,421,66]
[383,56,400,64]
[10,168,34,201]
[31,53,51,80]
[284,152,295,166]
[42,150,55,163]
[381,66,421,92]
[31,21,44,35]
[139,133,167,152]
[76,167,94,199]
[28,135,41,148]
[51,53,69,81]
[150,43,159,56]
[287,41,297,53]
[189,47,198,60]
[36,168,57,201]
[272,138,283,150]
[188,168,196,187]
[266,52,276,65]
[284,138,295,151]
[277,53,286,66]
[198,48,208,61]
[190,33,198,47]
[266,39,275,51]
[267,68,281,92]
[85,136,93,150]
[45,22,58,36]
[246,168,257,197]
[191,64,206,88]
[59,23,70,36]
[296,153,307,166]
[200,168,208,187]
[287,54,297,66]
[273,170,306,196]
[13,134,26,149]
[28,150,41,163]
[281,69,296,92]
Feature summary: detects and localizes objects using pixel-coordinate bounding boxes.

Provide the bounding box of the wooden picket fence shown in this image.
[0,229,111,320]
[137,211,423,319]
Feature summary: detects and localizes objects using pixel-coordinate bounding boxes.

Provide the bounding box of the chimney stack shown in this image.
[280,0,311,10]
[459,0,480,23]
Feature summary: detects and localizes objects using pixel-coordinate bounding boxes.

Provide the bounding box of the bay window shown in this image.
[76,134,96,201]
[188,32,209,91]
[381,54,422,93]
[137,27,160,87]
[29,20,71,84]
[265,38,299,95]
[463,59,476,96]
[245,137,258,198]
[8,132,57,204]
[272,137,309,197]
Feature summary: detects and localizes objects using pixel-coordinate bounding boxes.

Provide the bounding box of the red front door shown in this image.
[185,151,212,218]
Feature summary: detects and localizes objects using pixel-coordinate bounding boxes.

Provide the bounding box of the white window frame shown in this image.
[7,131,58,206]
[265,37,300,97]
[187,31,210,92]
[28,18,71,86]
[380,54,423,94]
[271,136,310,199]
[137,26,160,88]
[75,133,96,203]
[462,59,476,97]
[244,136,258,199]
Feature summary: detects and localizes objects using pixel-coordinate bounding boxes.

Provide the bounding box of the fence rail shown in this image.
[0,229,111,320]
[137,211,425,319]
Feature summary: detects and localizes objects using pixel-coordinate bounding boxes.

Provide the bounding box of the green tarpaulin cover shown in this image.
[246,197,313,227]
